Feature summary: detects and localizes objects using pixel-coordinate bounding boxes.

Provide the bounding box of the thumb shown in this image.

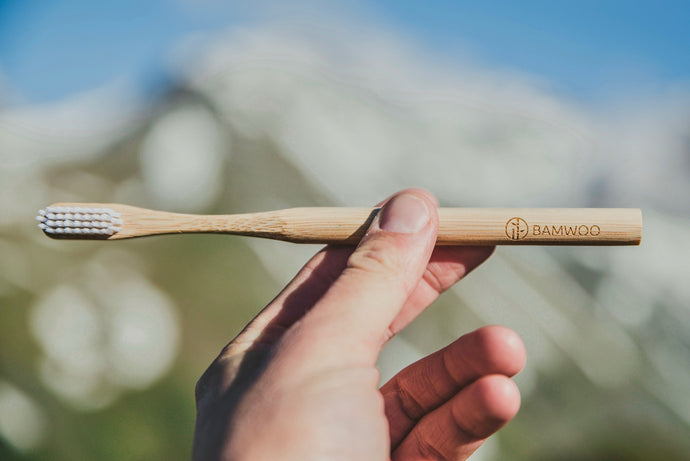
[291,190,439,366]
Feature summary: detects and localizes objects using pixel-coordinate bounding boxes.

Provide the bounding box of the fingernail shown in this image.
[378,194,430,234]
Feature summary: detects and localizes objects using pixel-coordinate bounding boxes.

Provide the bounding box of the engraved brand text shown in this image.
[532,224,601,236]
[505,217,602,240]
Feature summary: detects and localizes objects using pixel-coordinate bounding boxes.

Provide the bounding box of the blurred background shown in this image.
[1,1,689,459]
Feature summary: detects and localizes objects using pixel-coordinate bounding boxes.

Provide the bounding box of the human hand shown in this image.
[193,189,526,460]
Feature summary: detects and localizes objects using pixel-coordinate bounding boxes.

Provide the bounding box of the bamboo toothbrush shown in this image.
[35,203,642,246]
[36,203,642,245]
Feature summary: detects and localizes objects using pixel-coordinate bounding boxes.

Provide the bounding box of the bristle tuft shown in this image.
[36,206,122,237]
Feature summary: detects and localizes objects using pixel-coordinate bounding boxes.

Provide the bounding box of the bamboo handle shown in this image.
[275,207,642,245]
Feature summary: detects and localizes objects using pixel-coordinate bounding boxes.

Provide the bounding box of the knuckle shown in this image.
[394,378,427,421]
[348,246,397,274]
[413,428,446,460]
[194,362,220,404]
[421,266,445,294]
[346,238,406,282]
[194,343,247,404]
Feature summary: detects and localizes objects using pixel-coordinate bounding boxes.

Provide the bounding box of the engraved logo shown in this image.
[505,217,528,240]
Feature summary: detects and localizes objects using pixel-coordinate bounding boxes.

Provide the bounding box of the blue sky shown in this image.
[0,0,688,104]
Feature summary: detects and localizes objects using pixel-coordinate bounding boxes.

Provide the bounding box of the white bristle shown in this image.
[36,206,122,237]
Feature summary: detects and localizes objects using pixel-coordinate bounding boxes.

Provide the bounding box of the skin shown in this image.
[193,188,526,461]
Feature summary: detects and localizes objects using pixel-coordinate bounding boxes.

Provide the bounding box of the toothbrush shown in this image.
[35,203,642,246]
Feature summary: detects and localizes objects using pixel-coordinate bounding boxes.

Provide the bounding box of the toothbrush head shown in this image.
[36,206,122,238]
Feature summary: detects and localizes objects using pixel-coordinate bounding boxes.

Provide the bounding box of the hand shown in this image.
[193,189,526,460]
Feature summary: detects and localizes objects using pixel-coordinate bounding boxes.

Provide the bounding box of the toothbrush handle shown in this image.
[272,207,642,245]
